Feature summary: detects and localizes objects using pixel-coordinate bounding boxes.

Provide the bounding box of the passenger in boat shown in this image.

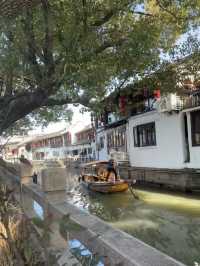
[106,159,118,182]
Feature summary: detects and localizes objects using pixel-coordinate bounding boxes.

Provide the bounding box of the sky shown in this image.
[29,104,91,135]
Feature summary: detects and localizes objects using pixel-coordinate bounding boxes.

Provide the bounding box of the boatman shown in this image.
[106,159,118,182]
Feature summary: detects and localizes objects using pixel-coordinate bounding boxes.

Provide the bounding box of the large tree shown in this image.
[0,0,199,135]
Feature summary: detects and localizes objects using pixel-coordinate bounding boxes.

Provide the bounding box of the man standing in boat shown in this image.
[106,159,118,182]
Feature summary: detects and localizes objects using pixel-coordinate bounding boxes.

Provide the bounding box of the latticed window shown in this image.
[107,125,126,151]
[133,122,156,147]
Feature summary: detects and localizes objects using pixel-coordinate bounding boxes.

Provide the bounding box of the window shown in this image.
[72,150,78,156]
[107,125,126,152]
[99,136,104,149]
[191,110,200,146]
[88,148,92,154]
[133,122,156,147]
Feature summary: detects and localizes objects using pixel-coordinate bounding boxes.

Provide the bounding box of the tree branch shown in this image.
[132,11,154,17]
[22,9,43,84]
[92,9,116,27]
[41,0,55,77]
[43,97,72,107]
[82,0,88,33]
[94,38,126,55]
[43,94,90,107]
[0,89,47,134]
[156,0,179,21]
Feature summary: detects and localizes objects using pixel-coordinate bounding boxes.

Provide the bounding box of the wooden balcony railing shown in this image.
[182,90,200,110]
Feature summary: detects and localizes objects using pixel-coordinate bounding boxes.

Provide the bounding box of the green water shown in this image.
[66,175,200,266]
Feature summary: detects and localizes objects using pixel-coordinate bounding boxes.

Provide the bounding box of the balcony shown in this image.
[182,90,200,110]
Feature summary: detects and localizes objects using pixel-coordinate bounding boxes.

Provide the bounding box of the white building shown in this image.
[70,125,96,161]
[15,124,96,162]
[2,135,34,161]
[95,119,128,162]
[94,90,200,190]
[18,130,72,160]
[94,90,200,171]
[127,94,200,170]
[96,127,108,161]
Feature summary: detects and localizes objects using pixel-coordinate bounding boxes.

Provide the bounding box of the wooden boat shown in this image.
[80,175,129,193]
[79,161,129,193]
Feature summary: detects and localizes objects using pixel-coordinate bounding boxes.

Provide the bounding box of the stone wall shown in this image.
[119,166,200,192]
[40,167,67,192]
[20,162,33,184]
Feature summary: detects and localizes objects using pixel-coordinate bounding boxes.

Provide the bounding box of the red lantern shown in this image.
[154,89,161,99]
[119,96,126,114]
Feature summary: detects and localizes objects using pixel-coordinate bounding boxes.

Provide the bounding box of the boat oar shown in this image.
[128,180,139,200]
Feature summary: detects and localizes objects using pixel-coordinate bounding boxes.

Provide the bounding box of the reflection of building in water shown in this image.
[69,239,104,266]
[33,201,44,219]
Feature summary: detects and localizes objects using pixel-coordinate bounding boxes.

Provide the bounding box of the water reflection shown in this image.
[33,201,44,219]
[65,170,200,266]
[69,239,104,266]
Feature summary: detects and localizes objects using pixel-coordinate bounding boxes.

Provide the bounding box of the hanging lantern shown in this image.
[154,89,161,99]
[119,96,126,114]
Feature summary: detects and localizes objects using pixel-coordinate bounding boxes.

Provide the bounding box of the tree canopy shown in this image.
[0,0,200,135]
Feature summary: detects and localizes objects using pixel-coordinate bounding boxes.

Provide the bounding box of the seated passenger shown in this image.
[97,167,107,181]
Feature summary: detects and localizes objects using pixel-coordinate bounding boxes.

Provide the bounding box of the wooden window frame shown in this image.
[133,122,156,147]
[191,110,200,147]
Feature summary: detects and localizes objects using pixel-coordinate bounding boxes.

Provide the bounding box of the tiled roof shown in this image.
[17,129,68,146]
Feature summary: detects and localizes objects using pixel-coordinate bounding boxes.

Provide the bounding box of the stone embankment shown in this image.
[119,165,200,192]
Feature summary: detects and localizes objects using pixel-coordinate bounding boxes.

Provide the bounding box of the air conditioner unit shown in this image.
[156,94,183,113]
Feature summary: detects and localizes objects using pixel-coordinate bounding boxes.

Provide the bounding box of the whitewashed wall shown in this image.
[18,146,33,161]
[127,111,186,169]
[185,108,200,169]
[32,142,96,160]
[32,146,66,159]
[96,128,108,161]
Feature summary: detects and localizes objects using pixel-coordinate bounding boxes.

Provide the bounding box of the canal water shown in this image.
[65,170,200,266]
